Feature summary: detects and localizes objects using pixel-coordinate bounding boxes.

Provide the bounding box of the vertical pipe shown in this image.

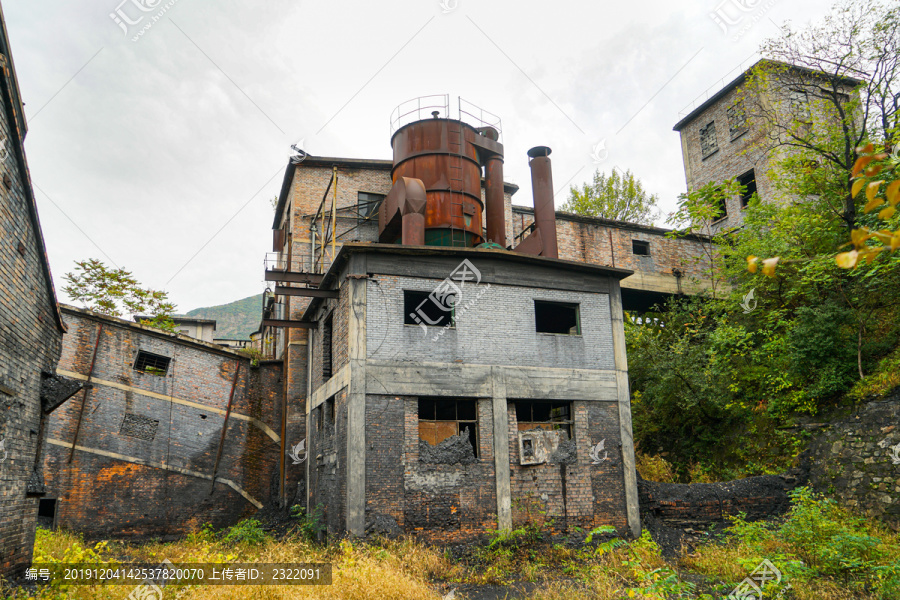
[309,218,316,273]
[527,146,559,259]
[401,212,425,245]
[209,362,241,494]
[69,323,103,463]
[331,166,337,266]
[484,155,506,246]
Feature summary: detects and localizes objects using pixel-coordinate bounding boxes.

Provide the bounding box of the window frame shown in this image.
[357,192,385,225]
[418,398,479,457]
[515,401,573,438]
[403,289,455,329]
[727,101,749,141]
[133,350,171,376]
[737,169,757,208]
[534,300,581,336]
[699,121,719,159]
[632,240,650,256]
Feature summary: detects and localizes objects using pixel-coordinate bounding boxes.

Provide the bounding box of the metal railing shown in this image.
[263,252,287,272]
[389,95,503,142]
[390,94,450,135]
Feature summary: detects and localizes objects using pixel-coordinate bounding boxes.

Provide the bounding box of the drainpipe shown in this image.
[69,323,103,463]
[209,362,241,494]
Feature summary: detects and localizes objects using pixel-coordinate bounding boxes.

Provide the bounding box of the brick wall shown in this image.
[677,83,773,234]
[0,74,64,575]
[511,207,714,294]
[366,274,614,370]
[508,401,628,534]
[43,308,284,538]
[639,476,792,528]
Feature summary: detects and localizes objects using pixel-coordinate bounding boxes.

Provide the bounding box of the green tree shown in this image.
[740,0,899,231]
[562,168,659,225]
[62,259,177,331]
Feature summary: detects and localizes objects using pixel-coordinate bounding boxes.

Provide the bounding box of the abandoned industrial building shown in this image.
[40,305,285,538]
[257,97,720,541]
[2,41,862,575]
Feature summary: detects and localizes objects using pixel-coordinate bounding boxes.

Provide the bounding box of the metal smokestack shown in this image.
[527,146,558,259]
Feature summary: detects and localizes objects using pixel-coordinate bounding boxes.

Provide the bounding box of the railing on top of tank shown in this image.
[390,94,450,135]
[458,97,502,141]
[389,95,503,142]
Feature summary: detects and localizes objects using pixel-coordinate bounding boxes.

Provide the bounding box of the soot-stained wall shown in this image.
[43,307,284,538]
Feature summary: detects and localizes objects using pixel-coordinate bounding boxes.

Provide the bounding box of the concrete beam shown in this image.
[307,365,350,414]
[346,255,367,536]
[609,280,641,538]
[491,367,512,531]
[365,360,618,401]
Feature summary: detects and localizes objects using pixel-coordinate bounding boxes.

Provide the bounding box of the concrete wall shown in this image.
[0,60,65,575]
[303,249,639,541]
[43,308,284,538]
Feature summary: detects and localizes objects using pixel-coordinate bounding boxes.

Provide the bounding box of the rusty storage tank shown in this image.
[390,115,486,247]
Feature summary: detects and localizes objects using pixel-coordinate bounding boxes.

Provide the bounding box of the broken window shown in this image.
[322,313,333,380]
[37,498,57,530]
[632,240,650,256]
[516,401,572,438]
[737,169,757,207]
[404,290,453,328]
[790,90,811,122]
[727,101,748,140]
[133,351,170,376]
[418,398,478,457]
[711,185,728,221]
[699,121,718,159]
[358,192,385,225]
[534,301,580,335]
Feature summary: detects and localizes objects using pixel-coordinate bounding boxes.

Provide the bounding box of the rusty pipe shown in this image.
[484,155,506,246]
[527,146,558,259]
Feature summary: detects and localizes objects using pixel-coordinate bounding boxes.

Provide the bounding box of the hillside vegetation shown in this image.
[7,488,900,599]
[185,294,263,341]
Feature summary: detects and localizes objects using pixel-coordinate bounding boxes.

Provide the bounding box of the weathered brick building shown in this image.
[259,98,699,540]
[41,306,284,538]
[674,59,861,233]
[0,2,81,577]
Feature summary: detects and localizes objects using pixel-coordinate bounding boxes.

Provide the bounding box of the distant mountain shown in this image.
[185,293,262,341]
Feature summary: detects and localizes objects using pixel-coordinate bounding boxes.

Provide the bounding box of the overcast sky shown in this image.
[6,0,833,313]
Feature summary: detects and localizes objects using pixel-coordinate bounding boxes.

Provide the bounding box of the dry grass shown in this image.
[635,452,677,483]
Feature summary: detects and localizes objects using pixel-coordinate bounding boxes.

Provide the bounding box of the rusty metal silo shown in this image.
[381,96,506,247]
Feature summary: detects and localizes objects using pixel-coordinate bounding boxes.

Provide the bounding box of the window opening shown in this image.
[418,398,478,457]
[133,351,170,375]
[534,301,580,335]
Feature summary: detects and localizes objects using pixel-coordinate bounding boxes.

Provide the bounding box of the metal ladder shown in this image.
[446,117,469,247]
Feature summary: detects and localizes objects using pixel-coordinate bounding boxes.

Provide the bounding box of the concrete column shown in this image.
[609,280,640,537]
[346,254,367,536]
[491,366,512,531]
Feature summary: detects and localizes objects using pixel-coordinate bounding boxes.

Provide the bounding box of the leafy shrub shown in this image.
[291,504,325,541]
[635,452,677,482]
[222,518,270,546]
[779,488,885,577]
